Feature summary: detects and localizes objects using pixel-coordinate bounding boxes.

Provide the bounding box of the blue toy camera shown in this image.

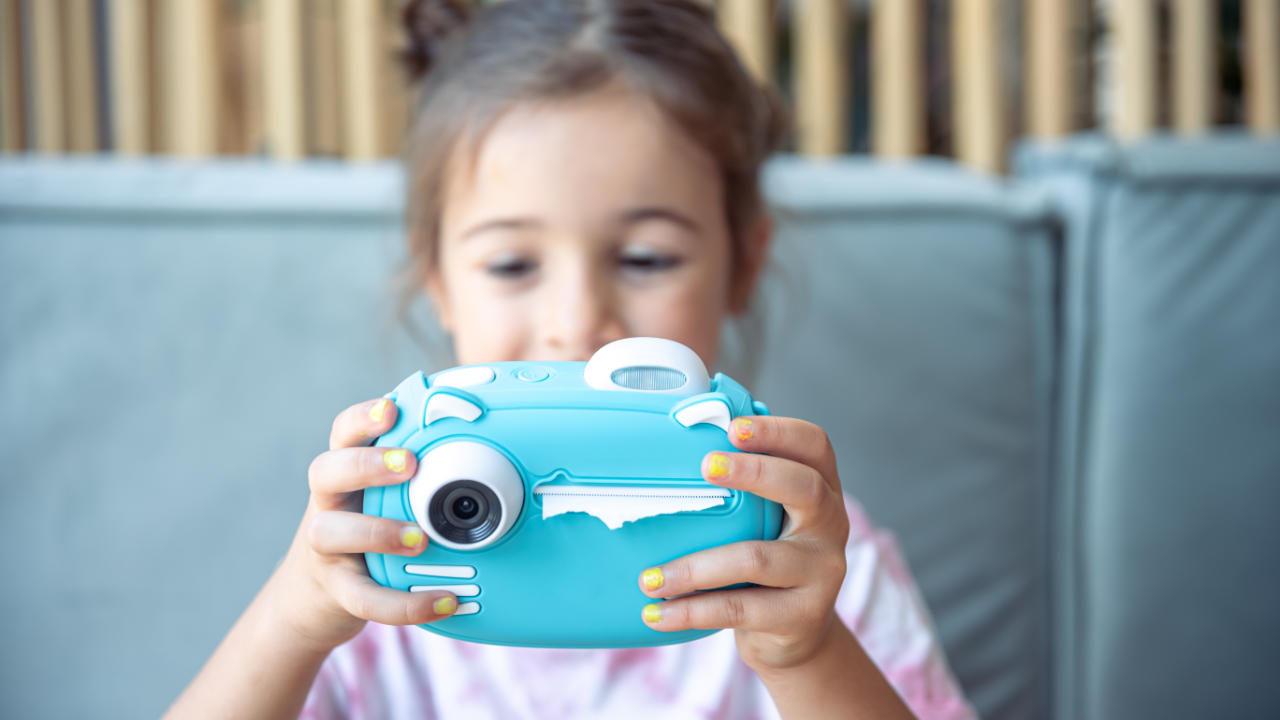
[364,337,784,648]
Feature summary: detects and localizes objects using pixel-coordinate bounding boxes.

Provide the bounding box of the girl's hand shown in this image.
[636,415,850,674]
[269,398,459,654]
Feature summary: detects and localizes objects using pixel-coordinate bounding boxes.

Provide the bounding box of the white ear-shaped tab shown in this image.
[673,398,732,432]
[425,392,483,425]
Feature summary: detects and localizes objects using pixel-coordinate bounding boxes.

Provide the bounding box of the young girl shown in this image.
[168,1,974,718]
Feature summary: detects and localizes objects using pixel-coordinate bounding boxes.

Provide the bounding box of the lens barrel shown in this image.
[428,480,503,544]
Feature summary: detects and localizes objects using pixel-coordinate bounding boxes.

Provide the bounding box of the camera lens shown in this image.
[408,440,525,550]
[429,480,503,544]
[443,488,485,528]
[453,495,479,520]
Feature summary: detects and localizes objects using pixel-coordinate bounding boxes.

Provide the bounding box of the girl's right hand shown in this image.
[268,398,458,654]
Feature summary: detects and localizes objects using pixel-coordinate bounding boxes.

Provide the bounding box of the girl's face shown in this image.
[427,86,767,368]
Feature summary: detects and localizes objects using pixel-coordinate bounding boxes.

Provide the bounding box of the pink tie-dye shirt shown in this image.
[301,497,976,719]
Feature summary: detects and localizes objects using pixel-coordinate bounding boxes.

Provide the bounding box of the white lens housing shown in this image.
[407,441,524,551]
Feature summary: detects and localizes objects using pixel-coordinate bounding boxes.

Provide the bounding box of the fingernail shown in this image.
[734,418,754,441]
[369,398,390,424]
[642,603,662,624]
[383,449,408,473]
[641,567,664,590]
[401,526,424,549]
[434,596,458,615]
[707,452,731,479]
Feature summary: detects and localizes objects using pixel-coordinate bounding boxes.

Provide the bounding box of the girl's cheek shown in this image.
[620,285,723,355]
[446,290,528,363]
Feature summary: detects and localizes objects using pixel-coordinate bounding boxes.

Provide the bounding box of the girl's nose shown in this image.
[540,264,627,361]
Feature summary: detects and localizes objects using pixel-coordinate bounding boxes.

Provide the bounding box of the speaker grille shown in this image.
[610,366,686,391]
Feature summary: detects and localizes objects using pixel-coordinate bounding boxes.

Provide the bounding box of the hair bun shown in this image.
[402,0,472,81]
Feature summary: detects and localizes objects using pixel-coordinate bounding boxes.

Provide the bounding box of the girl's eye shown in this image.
[619,249,682,272]
[485,256,536,279]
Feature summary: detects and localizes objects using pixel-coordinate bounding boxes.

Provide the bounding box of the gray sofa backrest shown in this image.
[757,157,1059,719]
[4,137,1279,719]
[1019,135,1280,720]
[0,156,1059,720]
[0,160,430,719]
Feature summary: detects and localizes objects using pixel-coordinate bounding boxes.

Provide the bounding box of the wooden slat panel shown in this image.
[146,0,164,152]
[793,0,848,157]
[218,0,254,154]
[232,0,264,155]
[340,0,383,161]
[162,0,220,157]
[109,0,151,154]
[1111,0,1156,140]
[0,0,24,151]
[1026,0,1075,140]
[718,0,774,86]
[264,0,304,159]
[30,0,64,153]
[1244,0,1280,134]
[1075,0,1095,129]
[1172,0,1215,134]
[952,0,1003,172]
[308,0,343,156]
[872,0,923,158]
[383,0,408,158]
[65,0,99,152]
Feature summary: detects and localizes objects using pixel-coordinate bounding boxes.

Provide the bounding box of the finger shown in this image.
[330,398,399,451]
[728,416,839,491]
[330,572,460,626]
[308,446,416,505]
[702,450,835,530]
[308,510,429,556]
[641,586,801,633]
[637,539,811,598]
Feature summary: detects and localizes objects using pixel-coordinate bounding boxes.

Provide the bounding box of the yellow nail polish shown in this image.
[369,398,390,424]
[642,567,664,590]
[708,453,731,479]
[401,527,424,548]
[434,596,458,615]
[642,603,662,624]
[384,449,408,473]
[735,418,754,441]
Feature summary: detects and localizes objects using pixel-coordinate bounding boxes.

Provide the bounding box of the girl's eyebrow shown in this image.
[620,207,701,233]
[460,217,543,241]
[460,207,701,241]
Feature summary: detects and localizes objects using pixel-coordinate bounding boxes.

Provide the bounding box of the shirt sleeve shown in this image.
[834,495,978,720]
[299,660,350,720]
[299,623,431,720]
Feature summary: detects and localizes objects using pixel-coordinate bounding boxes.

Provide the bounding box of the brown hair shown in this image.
[397,0,788,299]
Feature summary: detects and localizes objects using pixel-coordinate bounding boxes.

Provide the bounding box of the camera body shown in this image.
[364,338,784,648]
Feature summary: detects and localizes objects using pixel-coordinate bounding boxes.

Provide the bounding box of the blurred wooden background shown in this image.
[0,0,1277,172]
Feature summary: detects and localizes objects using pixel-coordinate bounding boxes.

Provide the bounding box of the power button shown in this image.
[515,366,551,383]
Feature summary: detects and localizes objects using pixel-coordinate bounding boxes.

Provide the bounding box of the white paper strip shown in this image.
[536,485,730,530]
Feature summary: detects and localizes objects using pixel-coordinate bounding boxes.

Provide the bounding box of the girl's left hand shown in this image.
[636,415,850,674]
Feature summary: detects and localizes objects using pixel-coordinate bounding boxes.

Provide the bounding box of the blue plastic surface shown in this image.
[364,360,782,648]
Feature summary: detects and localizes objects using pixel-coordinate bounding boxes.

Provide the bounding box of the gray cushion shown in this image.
[757,157,1059,720]
[23,139,1278,719]
[0,158,435,719]
[1,156,1058,720]
[1019,134,1280,719]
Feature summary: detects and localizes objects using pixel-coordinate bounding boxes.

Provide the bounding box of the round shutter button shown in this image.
[515,366,551,383]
